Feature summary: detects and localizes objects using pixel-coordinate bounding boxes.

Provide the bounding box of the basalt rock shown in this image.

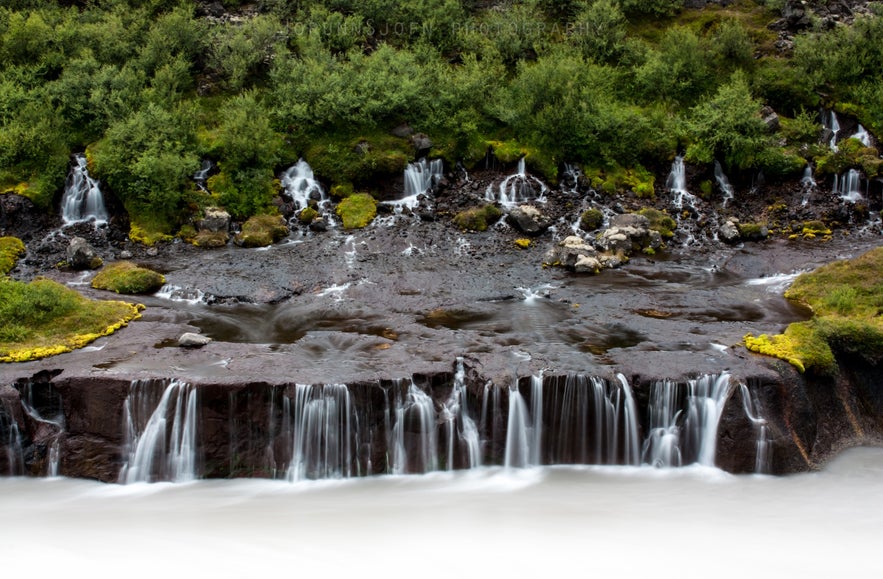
[507,205,553,236]
[66,237,103,270]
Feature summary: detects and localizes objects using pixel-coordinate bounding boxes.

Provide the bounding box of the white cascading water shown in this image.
[285,383,357,481]
[486,158,548,207]
[823,109,841,151]
[666,155,698,210]
[850,124,871,147]
[387,381,437,474]
[61,154,108,225]
[642,373,733,468]
[835,169,864,203]
[0,403,25,476]
[801,165,817,206]
[503,384,534,468]
[119,379,199,484]
[193,159,213,192]
[18,383,64,477]
[739,383,771,475]
[394,158,444,212]
[714,160,735,207]
[280,159,332,224]
[441,358,481,470]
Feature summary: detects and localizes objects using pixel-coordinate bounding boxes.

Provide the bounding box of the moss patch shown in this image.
[193,230,229,248]
[579,209,604,232]
[0,237,26,275]
[636,207,677,238]
[235,214,289,247]
[744,246,883,374]
[0,277,143,362]
[91,261,166,294]
[453,204,503,232]
[514,238,531,249]
[336,193,377,229]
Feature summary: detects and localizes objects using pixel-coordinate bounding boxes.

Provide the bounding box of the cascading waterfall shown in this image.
[0,402,24,476]
[285,383,358,481]
[835,169,864,203]
[801,165,817,206]
[193,159,213,192]
[61,154,108,225]
[739,383,771,475]
[440,359,481,470]
[280,159,331,221]
[387,381,438,474]
[119,379,199,484]
[504,383,534,468]
[642,373,733,468]
[666,155,698,210]
[396,158,444,211]
[487,158,548,207]
[18,383,64,477]
[714,160,735,207]
[823,110,841,151]
[851,124,871,147]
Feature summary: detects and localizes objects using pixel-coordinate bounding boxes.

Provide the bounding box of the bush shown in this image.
[91,261,166,294]
[453,204,502,231]
[336,193,377,229]
[0,236,25,275]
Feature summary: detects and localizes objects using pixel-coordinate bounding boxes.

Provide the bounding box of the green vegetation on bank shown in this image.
[1,1,882,239]
[0,237,25,274]
[744,247,883,374]
[91,261,166,294]
[0,239,143,362]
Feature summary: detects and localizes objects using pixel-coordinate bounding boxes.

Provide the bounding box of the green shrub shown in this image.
[91,261,166,294]
[0,237,26,275]
[336,194,377,229]
[453,204,503,232]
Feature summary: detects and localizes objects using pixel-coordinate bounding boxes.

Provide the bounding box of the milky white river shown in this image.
[1,447,881,578]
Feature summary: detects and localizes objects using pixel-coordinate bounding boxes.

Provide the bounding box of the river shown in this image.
[1,447,881,578]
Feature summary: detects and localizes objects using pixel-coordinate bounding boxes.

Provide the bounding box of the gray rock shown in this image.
[719,220,741,244]
[199,207,231,233]
[609,214,650,230]
[411,133,433,153]
[553,235,598,269]
[507,205,553,236]
[66,237,102,270]
[118,250,133,260]
[178,333,212,348]
[573,255,602,274]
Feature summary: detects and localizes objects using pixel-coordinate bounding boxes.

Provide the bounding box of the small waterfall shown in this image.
[193,159,213,191]
[403,158,444,198]
[0,402,25,476]
[739,384,771,475]
[387,382,437,474]
[486,158,548,207]
[285,384,358,481]
[119,379,199,484]
[441,359,481,470]
[851,125,871,147]
[61,154,108,225]
[823,110,841,151]
[801,165,816,206]
[504,384,534,468]
[666,155,698,210]
[835,169,863,203]
[281,159,329,213]
[642,373,733,468]
[562,163,582,194]
[714,160,735,207]
[18,383,64,477]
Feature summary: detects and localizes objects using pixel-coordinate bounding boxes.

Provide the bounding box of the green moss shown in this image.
[801,220,831,237]
[580,209,604,232]
[335,193,377,229]
[0,237,26,275]
[235,214,289,247]
[306,133,411,189]
[745,247,883,373]
[0,277,142,363]
[330,183,354,200]
[637,207,677,238]
[814,138,881,177]
[92,262,166,294]
[298,206,319,224]
[598,165,656,198]
[193,230,229,248]
[177,224,197,242]
[737,222,768,240]
[699,180,713,197]
[486,140,558,184]
[452,204,503,232]
[129,221,174,247]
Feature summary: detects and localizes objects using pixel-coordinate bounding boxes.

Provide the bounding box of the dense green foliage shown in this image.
[91,261,166,294]
[0,237,25,275]
[1,1,881,239]
[745,247,883,374]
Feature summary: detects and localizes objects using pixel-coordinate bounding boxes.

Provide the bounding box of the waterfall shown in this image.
[193,159,213,192]
[739,384,771,475]
[642,373,733,468]
[285,384,358,481]
[441,358,481,470]
[280,159,328,211]
[486,157,548,207]
[387,382,437,474]
[835,169,863,203]
[61,154,108,225]
[504,384,533,468]
[666,155,700,211]
[18,382,64,477]
[714,161,735,207]
[851,125,871,147]
[0,402,25,476]
[404,158,444,198]
[823,110,841,151]
[119,380,199,484]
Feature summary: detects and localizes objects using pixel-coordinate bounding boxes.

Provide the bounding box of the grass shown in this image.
[744,246,883,374]
[0,237,26,275]
[91,261,166,294]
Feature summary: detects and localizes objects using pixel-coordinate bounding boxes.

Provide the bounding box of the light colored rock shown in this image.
[719,220,740,244]
[178,333,212,348]
[66,237,102,270]
[574,255,602,274]
[198,207,231,233]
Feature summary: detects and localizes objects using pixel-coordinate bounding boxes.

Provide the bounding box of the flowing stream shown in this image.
[1,447,881,578]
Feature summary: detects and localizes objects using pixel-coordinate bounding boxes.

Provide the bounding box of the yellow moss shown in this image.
[744,333,806,373]
[514,238,531,249]
[1,237,26,275]
[129,223,173,246]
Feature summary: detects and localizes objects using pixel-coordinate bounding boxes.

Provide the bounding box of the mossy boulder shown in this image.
[91,261,166,294]
[737,222,769,241]
[579,209,604,232]
[0,237,25,275]
[298,206,319,224]
[453,204,502,232]
[336,193,377,229]
[636,208,676,239]
[235,214,289,247]
[193,230,230,248]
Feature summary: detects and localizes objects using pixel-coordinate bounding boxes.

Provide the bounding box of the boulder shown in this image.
[507,205,553,236]
[574,255,602,274]
[198,207,231,233]
[719,219,741,244]
[410,133,433,154]
[178,333,212,348]
[66,237,103,270]
[548,236,598,269]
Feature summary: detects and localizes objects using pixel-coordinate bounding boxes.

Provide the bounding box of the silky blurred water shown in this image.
[1,447,881,579]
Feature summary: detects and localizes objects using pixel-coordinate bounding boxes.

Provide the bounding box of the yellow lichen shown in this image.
[514,238,531,249]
